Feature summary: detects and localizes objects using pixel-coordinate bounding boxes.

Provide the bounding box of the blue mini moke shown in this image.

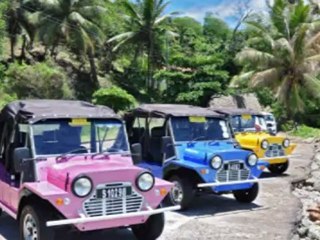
[125,104,266,210]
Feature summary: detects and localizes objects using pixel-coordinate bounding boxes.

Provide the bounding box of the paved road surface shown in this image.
[0,143,312,240]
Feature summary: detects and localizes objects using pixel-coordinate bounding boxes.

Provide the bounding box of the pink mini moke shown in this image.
[0,100,178,240]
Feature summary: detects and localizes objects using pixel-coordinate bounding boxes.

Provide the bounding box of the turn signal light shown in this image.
[160,188,167,196]
[55,198,64,206]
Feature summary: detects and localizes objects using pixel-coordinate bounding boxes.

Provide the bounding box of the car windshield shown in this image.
[231,115,267,133]
[170,117,231,142]
[30,119,129,156]
[265,114,275,121]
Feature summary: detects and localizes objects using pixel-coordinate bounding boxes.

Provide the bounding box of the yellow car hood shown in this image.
[235,132,296,157]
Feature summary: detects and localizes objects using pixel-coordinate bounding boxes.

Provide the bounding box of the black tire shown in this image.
[164,175,195,210]
[233,183,259,203]
[19,203,55,240]
[268,160,289,174]
[132,212,165,240]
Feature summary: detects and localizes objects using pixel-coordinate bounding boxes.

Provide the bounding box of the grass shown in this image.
[290,125,320,139]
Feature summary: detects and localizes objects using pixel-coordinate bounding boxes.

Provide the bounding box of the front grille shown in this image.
[83,183,143,217]
[216,161,250,182]
[265,144,285,157]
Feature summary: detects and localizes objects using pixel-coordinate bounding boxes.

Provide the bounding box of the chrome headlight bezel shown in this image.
[283,139,290,148]
[210,156,223,170]
[247,153,258,167]
[72,176,93,198]
[261,140,269,150]
[136,172,155,192]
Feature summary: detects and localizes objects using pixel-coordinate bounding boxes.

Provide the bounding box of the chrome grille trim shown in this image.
[216,161,250,182]
[83,182,143,217]
[265,144,285,157]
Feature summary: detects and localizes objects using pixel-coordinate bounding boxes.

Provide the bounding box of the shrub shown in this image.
[92,86,136,112]
[5,61,73,99]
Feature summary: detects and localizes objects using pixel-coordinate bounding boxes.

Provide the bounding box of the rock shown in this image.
[298,226,309,236]
[308,225,320,239]
[304,138,315,144]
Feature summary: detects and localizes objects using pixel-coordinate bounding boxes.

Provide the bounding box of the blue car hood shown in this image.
[180,141,251,165]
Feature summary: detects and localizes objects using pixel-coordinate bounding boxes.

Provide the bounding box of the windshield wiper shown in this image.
[91,148,130,159]
[188,136,206,144]
[56,147,90,162]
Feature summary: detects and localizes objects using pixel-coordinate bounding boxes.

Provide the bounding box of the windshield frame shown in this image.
[169,116,232,144]
[28,118,130,158]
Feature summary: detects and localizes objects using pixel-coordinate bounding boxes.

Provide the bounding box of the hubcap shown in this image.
[170,181,183,204]
[23,213,38,240]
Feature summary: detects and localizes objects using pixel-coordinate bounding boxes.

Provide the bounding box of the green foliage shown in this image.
[92,86,137,112]
[233,0,320,118]
[290,125,320,139]
[0,0,7,55]
[203,13,231,41]
[5,62,73,99]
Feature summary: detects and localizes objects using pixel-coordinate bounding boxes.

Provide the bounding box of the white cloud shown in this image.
[182,0,269,24]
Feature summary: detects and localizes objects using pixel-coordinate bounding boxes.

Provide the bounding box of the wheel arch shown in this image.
[18,188,52,220]
[163,164,204,185]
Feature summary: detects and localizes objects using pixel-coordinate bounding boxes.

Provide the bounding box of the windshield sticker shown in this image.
[219,121,230,138]
[189,116,207,123]
[241,114,252,120]
[70,118,90,126]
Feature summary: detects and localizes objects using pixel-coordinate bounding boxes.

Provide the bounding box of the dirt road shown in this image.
[0,143,312,240]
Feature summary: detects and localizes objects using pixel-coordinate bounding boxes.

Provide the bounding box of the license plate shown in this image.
[230,163,240,171]
[96,187,131,199]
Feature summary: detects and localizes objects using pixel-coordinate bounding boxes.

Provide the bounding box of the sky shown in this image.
[166,0,270,26]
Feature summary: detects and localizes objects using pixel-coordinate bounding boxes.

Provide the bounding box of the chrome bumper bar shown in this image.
[259,154,300,161]
[46,205,181,227]
[198,178,259,188]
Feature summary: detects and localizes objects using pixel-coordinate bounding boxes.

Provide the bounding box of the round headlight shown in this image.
[283,139,290,148]
[136,172,155,192]
[247,154,258,166]
[210,156,223,169]
[72,176,93,198]
[261,140,269,150]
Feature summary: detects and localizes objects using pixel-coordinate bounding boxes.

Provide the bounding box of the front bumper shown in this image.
[197,178,259,188]
[46,205,180,227]
[259,155,299,164]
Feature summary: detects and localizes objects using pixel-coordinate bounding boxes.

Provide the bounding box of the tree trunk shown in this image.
[20,34,27,61]
[88,49,99,90]
[147,32,154,91]
[10,36,15,60]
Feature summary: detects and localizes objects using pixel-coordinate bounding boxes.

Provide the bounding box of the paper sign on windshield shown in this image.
[189,116,207,123]
[241,114,252,120]
[70,118,89,126]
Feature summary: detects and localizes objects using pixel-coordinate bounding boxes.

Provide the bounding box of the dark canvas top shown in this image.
[127,104,222,118]
[211,108,263,116]
[0,100,119,124]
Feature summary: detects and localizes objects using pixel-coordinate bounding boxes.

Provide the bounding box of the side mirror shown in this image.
[131,143,142,164]
[13,147,31,173]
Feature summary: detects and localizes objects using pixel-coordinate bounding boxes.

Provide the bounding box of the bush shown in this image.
[92,86,137,112]
[5,61,73,99]
[290,125,320,139]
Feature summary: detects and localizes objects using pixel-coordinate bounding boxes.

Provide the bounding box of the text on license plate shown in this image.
[230,163,240,171]
[96,187,132,199]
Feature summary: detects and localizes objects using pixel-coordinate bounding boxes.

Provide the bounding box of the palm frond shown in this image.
[236,48,277,68]
[251,68,282,90]
[107,32,136,43]
[230,71,255,87]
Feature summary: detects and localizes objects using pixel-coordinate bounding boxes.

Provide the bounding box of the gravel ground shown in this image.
[0,142,313,240]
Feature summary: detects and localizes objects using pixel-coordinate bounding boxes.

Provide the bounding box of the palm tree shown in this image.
[35,0,105,88]
[108,0,177,91]
[6,0,35,60]
[231,0,320,117]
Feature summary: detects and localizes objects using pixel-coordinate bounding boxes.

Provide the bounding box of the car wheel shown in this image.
[19,204,55,240]
[233,183,259,203]
[165,175,195,210]
[132,212,164,240]
[268,160,289,174]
